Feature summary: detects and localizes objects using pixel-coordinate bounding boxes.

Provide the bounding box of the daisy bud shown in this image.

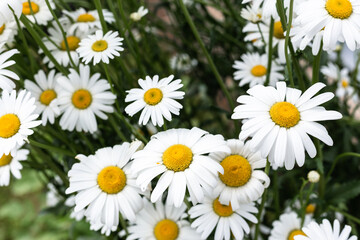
[307,170,320,183]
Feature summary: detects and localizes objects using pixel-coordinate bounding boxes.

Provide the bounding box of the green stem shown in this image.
[254,160,270,240]
[94,0,108,32]
[223,0,245,25]
[114,111,148,143]
[274,171,280,218]
[108,115,128,142]
[327,152,360,180]
[300,183,314,227]
[284,0,294,87]
[329,206,360,225]
[314,139,325,218]
[119,213,129,236]
[264,18,274,86]
[312,46,323,84]
[29,139,75,157]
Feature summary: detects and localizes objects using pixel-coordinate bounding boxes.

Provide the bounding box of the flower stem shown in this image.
[94,0,108,32]
[312,47,323,84]
[264,18,274,86]
[284,0,295,87]
[326,152,360,180]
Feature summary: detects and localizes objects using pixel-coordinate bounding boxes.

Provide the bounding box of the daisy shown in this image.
[0,20,18,46]
[231,82,342,170]
[0,90,41,155]
[89,219,118,236]
[233,52,284,87]
[293,0,360,52]
[125,75,185,127]
[0,145,29,186]
[77,30,124,65]
[0,0,22,26]
[210,139,270,208]
[24,69,62,126]
[62,8,115,34]
[0,46,19,92]
[295,219,357,240]
[21,0,55,26]
[241,2,263,23]
[56,64,116,133]
[269,212,310,240]
[65,141,147,231]
[127,198,201,240]
[131,127,230,207]
[130,6,149,21]
[189,194,258,240]
[41,23,86,68]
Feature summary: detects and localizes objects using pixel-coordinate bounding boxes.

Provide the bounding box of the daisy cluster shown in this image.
[0,0,359,240]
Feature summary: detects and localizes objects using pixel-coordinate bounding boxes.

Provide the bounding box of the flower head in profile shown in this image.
[130,6,148,21]
[0,20,18,46]
[131,127,230,207]
[77,30,124,65]
[56,64,116,133]
[0,145,29,186]
[232,82,342,170]
[125,75,185,127]
[0,90,41,155]
[0,46,19,92]
[24,70,62,125]
[21,0,55,26]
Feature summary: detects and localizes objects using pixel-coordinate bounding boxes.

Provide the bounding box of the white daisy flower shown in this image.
[130,6,149,21]
[62,8,115,34]
[127,198,201,240]
[89,219,118,236]
[125,75,185,127]
[0,0,22,26]
[269,212,310,240]
[24,70,62,126]
[131,127,231,207]
[65,141,147,231]
[0,145,29,186]
[293,0,360,52]
[0,47,19,92]
[77,30,124,65]
[189,194,258,240]
[0,20,18,46]
[231,82,343,170]
[0,90,41,155]
[233,52,284,87]
[295,219,357,240]
[210,139,270,208]
[56,64,116,133]
[41,23,86,68]
[21,0,55,26]
[241,2,263,23]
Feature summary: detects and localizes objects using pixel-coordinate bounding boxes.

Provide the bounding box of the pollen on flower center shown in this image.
[91,40,108,52]
[162,144,193,172]
[97,166,126,194]
[274,21,285,39]
[154,219,179,240]
[326,0,353,19]
[270,102,300,128]
[40,89,57,106]
[144,88,163,105]
[0,154,12,167]
[72,89,92,109]
[0,114,21,139]
[213,198,233,217]
[0,24,5,35]
[77,13,96,22]
[251,65,267,77]
[305,204,316,214]
[219,155,252,187]
[341,79,349,88]
[288,229,306,240]
[22,2,40,15]
[61,36,81,51]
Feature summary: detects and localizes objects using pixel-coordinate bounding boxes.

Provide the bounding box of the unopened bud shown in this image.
[307,170,320,183]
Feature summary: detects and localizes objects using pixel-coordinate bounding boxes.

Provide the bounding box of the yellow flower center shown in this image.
[305,204,316,214]
[251,65,267,77]
[0,154,12,167]
[91,40,108,52]
[288,229,307,240]
[213,198,233,217]
[144,88,163,106]
[270,102,300,128]
[40,89,57,106]
[0,114,21,139]
[154,219,179,240]
[219,155,252,187]
[274,21,285,39]
[77,13,96,22]
[0,24,5,35]
[97,166,126,194]
[71,89,92,109]
[60,36,81,51]
[22,2,40,15]
[326,0,353,19]
[162,144,193,172]
[341,79,349,88]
